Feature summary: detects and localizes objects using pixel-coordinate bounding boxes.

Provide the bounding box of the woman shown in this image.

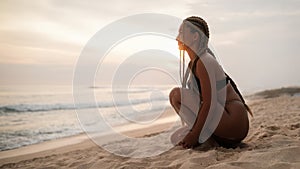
[169,16,252,149]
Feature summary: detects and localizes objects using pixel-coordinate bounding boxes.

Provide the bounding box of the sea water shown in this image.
[0,85,173,151]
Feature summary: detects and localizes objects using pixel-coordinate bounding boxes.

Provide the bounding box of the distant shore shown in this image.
[247,86,300,99]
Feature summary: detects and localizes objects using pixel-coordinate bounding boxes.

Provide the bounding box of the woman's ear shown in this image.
[193,32,199,41]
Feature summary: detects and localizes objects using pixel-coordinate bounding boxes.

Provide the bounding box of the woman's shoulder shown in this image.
[196,52,225,79]
[197,52,219,67]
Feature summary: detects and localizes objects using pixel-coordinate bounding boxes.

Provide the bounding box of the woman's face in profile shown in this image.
[176,23,195,50]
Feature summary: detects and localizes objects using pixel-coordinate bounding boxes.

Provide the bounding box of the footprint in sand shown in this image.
[266,125,280,131]
[289,123,300,130]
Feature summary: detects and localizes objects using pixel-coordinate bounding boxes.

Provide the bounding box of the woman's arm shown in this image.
[180,56,219,148]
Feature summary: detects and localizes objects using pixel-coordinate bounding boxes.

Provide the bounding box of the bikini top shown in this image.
[186,57,229,94]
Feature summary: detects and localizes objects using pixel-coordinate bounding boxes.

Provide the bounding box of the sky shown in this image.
[0,0,299,94]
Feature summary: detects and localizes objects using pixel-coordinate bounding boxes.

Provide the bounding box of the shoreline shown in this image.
[0,108,179,164]
[0,133,91,164]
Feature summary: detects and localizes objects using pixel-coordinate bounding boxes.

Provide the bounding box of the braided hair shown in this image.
[184,16,210,39]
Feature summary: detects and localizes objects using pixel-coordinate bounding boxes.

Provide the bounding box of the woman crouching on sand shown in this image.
[169,16,253,149]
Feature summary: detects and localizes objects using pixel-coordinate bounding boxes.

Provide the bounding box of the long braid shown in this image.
[225,73,253,117]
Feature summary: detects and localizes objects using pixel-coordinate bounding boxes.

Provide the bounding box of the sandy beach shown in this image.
[0,88,300,169]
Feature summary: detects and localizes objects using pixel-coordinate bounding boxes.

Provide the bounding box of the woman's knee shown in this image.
[169,87,181,104]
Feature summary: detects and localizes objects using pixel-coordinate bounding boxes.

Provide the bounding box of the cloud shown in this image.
[186,0,300,32]
[0,29,82,65]
[0,0,190,65]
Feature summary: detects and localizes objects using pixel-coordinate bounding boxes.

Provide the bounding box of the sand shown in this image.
[0,89,300,169]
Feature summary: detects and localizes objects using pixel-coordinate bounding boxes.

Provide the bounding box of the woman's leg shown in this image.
[169,87,201,129]
[213,100,249,140]
[169,87,249,144]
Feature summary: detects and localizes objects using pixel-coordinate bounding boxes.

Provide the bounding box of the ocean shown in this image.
[0,85,173,151]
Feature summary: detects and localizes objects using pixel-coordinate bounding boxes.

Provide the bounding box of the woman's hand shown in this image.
[178,131,199,149]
